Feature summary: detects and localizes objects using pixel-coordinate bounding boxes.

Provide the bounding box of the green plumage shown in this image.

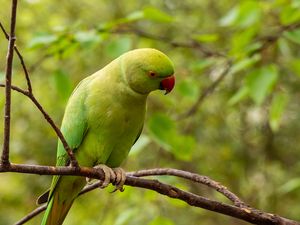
[40,48,174,225]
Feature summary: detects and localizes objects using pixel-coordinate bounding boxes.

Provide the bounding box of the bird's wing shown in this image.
[42,77,91,203]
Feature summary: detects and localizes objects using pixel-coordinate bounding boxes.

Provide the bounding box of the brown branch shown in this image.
[0,23,78,168]
[14,205,46,225]
[14,47,32,93]
[127,168,246,207]
[2,164,297,225]
[0,83,78,167]
[0,83,28,95]
[0,21,32,93]
[252,21,300,55]
[1,0,18,166]
[26,93,79,167]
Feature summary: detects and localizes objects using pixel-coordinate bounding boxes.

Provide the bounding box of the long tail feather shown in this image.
[41,191,74,225]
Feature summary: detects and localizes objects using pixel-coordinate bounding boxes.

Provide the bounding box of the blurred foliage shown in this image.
[1,0,300,224]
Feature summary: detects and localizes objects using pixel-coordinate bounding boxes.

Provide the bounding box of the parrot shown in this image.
[38,48,175,225]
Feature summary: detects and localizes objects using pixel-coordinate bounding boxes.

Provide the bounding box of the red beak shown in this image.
[160,75,175,94]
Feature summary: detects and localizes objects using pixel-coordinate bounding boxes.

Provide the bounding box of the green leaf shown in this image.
[53,70,73,102]
[147,113,195,161]
[219,6,239,26]
[143,6,173,23]
[148,217,174,225]
[269,93,288,131]
[246,65,279,105]
[289,59,300,77]
[230,26,258,56]
[74,30,100,44]
[189,59,214,72]
[229,54,261,75]
[280,5,300,24]
[278,38,292,57]
[237,1,261,28]
[284,29,300,45]
[228,87,249,106]
[219,1,261,28]
[148,113,175,150]
[177,79,199,100]
[126,10,144,21]
[171,135,196,161]
[105,37,132,58]
[278,178,300,194]
[28,34,58,49]
[293,0,300,7]
[193,33,219,43]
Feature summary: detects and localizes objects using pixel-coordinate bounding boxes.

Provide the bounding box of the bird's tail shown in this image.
[41,191,74,225]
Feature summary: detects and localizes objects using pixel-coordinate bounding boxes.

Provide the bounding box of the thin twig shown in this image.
[252,21,300,55]
[177,60,232,120]
[2,164,297,225]
[14,205,45,225]
[0,21,32,93]
[27,93,79,167]
[0,23,78,167]
[0,83,78,167]
[0,84,29,96]
[110,27,227,58]
[14,47,32,93]
[1,0,18,166]
[128,168,246,207]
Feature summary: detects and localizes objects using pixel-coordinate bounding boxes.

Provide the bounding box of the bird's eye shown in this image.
[148,71,156,77]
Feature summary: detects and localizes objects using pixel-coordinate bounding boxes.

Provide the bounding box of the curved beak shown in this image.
[159,75,175,94]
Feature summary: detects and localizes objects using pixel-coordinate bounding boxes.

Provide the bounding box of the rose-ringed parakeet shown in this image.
[39,48,175,225]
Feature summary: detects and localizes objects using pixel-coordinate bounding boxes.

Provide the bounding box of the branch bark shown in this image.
[1,0,18,166]
[1,6,300,225]
[0,21,79,168]
[1,164,297,225]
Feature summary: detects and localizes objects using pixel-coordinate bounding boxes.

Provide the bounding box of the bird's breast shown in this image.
[81,94,146,166]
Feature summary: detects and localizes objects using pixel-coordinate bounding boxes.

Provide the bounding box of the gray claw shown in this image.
[112,167,126,192]
[86,177,93,185]
[92,164,116,189]
[89,165,126,192]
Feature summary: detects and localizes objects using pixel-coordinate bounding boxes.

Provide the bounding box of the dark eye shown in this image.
[148,71,156,77]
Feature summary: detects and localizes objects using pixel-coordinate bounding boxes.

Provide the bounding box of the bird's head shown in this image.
[120,48,175,95]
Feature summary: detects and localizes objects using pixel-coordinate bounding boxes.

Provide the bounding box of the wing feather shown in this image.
[46,76,92,201]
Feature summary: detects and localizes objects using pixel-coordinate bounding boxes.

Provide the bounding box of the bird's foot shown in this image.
[86,164,116,188]
[86,165,126,192]
[111,167,126,192]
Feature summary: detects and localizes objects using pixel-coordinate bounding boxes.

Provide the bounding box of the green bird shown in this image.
[38,48,175,225]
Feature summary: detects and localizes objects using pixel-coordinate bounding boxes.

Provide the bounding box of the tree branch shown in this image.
[1,0,18,166]
[0,22,79,168]
[252,21,300,55]
[1,164,297,225]
[1,8,300,225]
[0,83,78,167]
[127,168,246,207]
[0,21,32,93]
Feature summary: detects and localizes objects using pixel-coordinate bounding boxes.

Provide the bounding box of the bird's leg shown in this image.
[86,164,116,188]
[112,167,126,192]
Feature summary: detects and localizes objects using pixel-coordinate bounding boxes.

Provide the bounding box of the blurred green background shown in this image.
[1,0,300,224]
